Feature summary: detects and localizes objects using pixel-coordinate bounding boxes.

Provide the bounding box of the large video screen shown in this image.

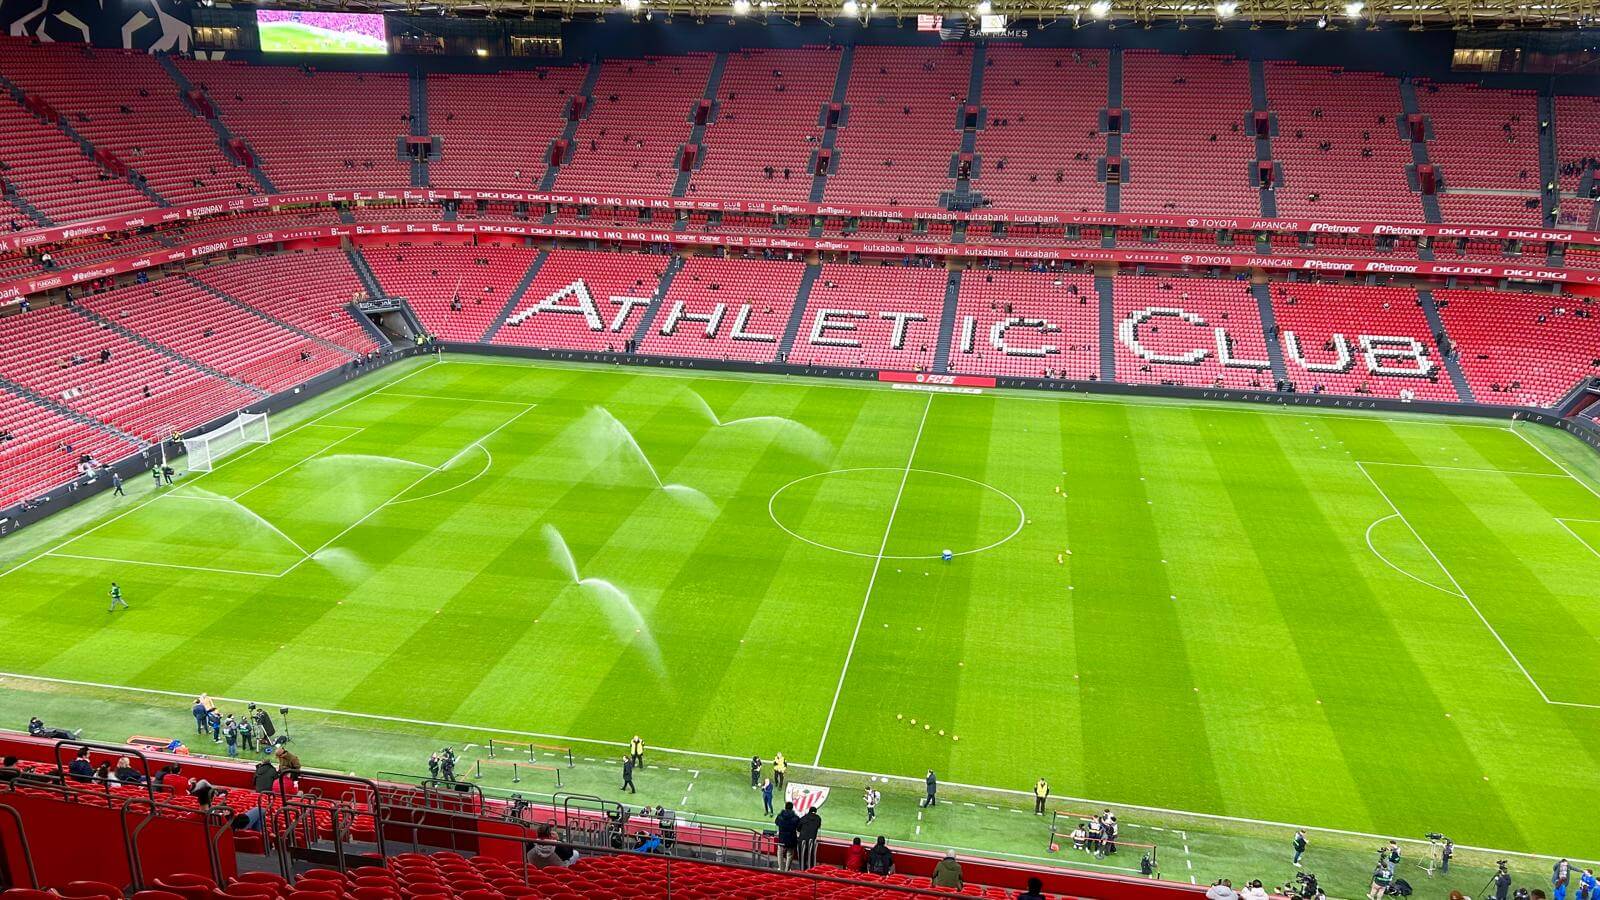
[257,10,388,55]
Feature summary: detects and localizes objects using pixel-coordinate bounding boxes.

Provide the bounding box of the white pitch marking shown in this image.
[1554,519,1600,561]
[813,393,933,767]
[0,358,438,583]
[0,667,1593,864]
[43,551,280,578]
[230,426,366,501]
[1354,460,1567,478]
[1358,461,1562,707]
[1509,423,1600,502]
[1363,514,1464,598]
[378,391,538,407]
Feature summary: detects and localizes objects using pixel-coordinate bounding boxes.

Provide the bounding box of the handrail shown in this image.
[277,769,388,858]
[0,801,38,890]
[50,738,158,808]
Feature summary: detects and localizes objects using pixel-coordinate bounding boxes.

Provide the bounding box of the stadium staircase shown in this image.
[408,70,429,188]
[337,205,357,225]
[347,304,395,348]
[346,247,388,300]
[1103,48,1123,216]
[777,263,821,362]
[0,71,169,210]
[671,52,727,200]
[628,255,684,346]
[1416,288,1475,402]
[4,185,54,228]
[539,62,604,196]
[931,269,962,372]
[942,43,987,213]
[158,55,278,195]
[1398,78,1443,224]
[481,249,550,342]
[66,303,267,398]
[183,274,359,360]
[1248,57,1278,219]
[1537,93,1561,263]
[1248,283,1290,385]
[807,44,854,207]
[0,373,147,448]
[1095,274,1116,382]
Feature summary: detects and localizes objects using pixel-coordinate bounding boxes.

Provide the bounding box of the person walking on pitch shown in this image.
[621,755,636,793]
[773,752,788,789]
[111,472,124,496]
[151,466,162,489]
[108,582,128,612]
[1034,779,1050,815]
[750,755,762,788]
[924,770,938,808]
[1293,830,1307,867]
[865,786,880,824]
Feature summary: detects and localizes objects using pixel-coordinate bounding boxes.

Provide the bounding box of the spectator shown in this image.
[114,756,146,785]
[1208,880,1239,900]
[798,804,823,869]
[843,837,867,872]
[1242,880,1270,900]
[931,850,964,889]
[189,778,216,807]
[761,778,774,815]
[526,823,580,868]
[232,806,266,832]
[1018,877,1048,900]
[67,748,94,783]
[252,759,278,793]
[774,801,801,871]
[866,836,895,876]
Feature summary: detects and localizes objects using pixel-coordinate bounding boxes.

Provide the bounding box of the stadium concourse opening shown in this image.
[2,8,1600,900]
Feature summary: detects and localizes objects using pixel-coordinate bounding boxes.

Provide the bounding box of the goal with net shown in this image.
[181,412,271,472]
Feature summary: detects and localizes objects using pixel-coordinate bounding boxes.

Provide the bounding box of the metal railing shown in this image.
[0,801,38,890]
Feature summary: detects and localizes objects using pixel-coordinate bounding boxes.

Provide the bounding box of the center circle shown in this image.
[767,467,1026,559]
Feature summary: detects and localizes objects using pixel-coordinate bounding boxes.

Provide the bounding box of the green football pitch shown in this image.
[2,355,1599,874]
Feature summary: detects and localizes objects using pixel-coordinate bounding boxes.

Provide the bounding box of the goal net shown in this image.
[182,412,271,472]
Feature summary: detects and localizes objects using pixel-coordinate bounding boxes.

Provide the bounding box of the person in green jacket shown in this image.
[931,851,963,889]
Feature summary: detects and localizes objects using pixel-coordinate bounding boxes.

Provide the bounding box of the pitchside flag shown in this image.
[786,783,829,815]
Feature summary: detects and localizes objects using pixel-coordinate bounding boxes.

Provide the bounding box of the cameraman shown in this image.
[1492,863,1513,900]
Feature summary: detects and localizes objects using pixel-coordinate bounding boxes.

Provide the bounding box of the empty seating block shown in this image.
[554,54,715,196]
[490,249,666,352]
[637,257,806,363]
[1266,63,1420,222]
[823,46,969,208]
[787,263,947,370]
[1119,52,1257,217]
[177,60,411,192]
[0,98,150,224]
[689,49,839,204]
[1267,283,1456,400]
[367,245,543,343]
[0,40,246,207]
[948,269,1099,380]
[1111,274,1272,389]
[429,67,588,190]
[971,47,1108,214]
[80,280,335,393]
[191,252,378,354]
[0,304,254,441]
[1416,81,1542,225]
[1434,288,1600,407]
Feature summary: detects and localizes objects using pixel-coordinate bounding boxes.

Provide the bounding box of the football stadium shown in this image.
[0,1,1597,898]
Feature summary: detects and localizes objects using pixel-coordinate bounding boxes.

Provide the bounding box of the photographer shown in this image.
[1491,862,1513,900]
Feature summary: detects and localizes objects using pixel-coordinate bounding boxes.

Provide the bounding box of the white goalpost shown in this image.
[181,412,272,472]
